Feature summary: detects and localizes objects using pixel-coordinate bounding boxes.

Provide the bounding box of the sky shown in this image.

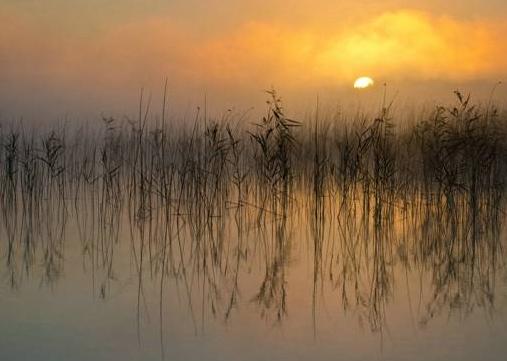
[1,0,506,123]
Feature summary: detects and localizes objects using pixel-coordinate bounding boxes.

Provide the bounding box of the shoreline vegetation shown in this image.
[0,89,506,337]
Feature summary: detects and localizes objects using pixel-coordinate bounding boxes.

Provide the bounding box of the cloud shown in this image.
[315,10,507,81]
[100,9,505,86]
[192,10,507,85]
[1,8,506,105]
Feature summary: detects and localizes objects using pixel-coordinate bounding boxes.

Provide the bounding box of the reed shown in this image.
[0,89,505,340]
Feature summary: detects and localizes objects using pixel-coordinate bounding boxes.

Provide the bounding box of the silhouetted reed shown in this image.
[0,90,506,353]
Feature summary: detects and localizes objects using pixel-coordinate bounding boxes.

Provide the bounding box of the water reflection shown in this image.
[1,162,504,341]
[0,97,506,359]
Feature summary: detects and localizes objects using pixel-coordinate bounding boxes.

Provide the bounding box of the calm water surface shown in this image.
[1,187,506,361]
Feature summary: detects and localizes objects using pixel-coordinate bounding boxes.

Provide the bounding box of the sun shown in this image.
[354,76,374,89]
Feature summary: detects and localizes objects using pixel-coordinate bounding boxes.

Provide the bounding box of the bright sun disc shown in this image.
[354,76,374,89]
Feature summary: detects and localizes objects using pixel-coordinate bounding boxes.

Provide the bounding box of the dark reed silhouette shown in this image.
[0,90,506,358]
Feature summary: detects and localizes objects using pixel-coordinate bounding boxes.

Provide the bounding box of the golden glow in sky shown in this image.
[0,1,506,118]
[3,9,504,86]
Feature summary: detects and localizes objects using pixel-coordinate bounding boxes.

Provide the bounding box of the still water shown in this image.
[1,185,506,361]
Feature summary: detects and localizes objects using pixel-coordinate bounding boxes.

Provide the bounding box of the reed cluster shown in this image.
[0,90,505,336]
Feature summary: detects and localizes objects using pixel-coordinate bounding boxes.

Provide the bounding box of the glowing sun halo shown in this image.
[354,76,374,89]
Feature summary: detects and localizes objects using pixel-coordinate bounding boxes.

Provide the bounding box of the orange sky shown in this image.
[1,1,506,121]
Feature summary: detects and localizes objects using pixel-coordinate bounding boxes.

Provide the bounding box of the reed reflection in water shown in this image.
[0,91,506,360]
